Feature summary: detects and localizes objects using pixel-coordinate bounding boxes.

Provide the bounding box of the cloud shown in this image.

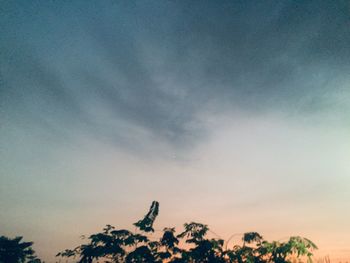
[1,0,349,151]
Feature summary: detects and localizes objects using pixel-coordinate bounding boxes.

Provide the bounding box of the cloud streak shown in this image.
[1,2,350,260]
[1,0,349,150]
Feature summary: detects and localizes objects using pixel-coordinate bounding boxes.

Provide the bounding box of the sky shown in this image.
[1,0,350,261]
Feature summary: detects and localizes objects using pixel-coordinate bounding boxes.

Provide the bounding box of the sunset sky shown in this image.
[1,1,350,261]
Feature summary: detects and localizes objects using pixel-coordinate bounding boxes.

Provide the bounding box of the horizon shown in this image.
[1,1,350,262]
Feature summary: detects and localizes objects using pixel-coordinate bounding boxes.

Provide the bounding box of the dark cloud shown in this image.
[1,0,349,149]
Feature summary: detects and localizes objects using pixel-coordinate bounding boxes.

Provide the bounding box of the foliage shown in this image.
[57,201,317,263]
[134,201,159,233]
[0,236,42,263]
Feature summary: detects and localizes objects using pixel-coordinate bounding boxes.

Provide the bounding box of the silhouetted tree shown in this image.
[134,201,159,233]
[57,201,317,263]
[0,236,42,263]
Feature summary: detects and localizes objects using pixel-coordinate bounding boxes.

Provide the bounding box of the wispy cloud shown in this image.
[1,0,349,151]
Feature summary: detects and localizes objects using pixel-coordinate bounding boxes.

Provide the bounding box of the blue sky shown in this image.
[1,1,350,261]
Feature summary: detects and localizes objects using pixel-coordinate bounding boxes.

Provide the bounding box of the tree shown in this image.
[0,236,42,263]
[57,201,317,263]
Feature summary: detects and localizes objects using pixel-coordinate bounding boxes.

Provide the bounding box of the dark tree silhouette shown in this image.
[0,236,41,263]
[134,201,159,233]
[57,201,317,262]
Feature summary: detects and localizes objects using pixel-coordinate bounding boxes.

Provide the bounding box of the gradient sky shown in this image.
[1,1,350,261]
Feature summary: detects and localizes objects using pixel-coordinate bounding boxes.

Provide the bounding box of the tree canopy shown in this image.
[57,201,317,263]
[0,236,41,263]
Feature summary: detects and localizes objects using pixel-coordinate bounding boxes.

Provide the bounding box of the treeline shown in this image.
[1,201,317,263]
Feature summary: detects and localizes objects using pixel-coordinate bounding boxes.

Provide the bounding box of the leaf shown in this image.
[242,232,263,244]
[177,222,208,244]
